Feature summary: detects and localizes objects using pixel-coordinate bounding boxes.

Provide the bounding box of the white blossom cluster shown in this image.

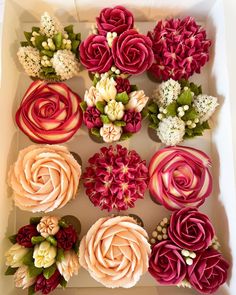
[157,116,185,146]
[193,94,218,123]
[177,279,192,289]
[52,50,80,80]
[17,46,41,77]
[40,12,64,37]
[153,79,181,107]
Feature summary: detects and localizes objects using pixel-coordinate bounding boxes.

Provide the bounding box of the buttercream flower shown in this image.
[15,80,83,144]
[79,34,113,73]
[126,90,149,112]
[168,208,215,252]
[96,6,134,36]
[157,116,185,146]
[83,145,148,211]
[149,240,187,285]
[14,265,36,289]
[100,123,122,143]
[8,145,81,212]
[149,146,212,210]
[33,241,57,268]
[115,77,131,93]
[153,79,181,107]
[104,100,125,121]
[187,248,229,294]
[35,269,61,295]
[37,216,60,238]
[79,216,151,288]
[40,12,64,37]
[193,94,218,123]
[55,225,78,250]
[84,107,103,129]
[123,110,142,133]
[57,250,80,282]
[17,46,41,77]
[112,29,154,75]
[5,243,29,268]
[84,86,102,106]
[96,76,117,102]
[16,224,38,248]
[148,17,211,81]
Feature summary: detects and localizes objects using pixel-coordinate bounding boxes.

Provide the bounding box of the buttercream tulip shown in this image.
[14,265,36,289]
[100,123,122,143]
[5,243,29,268]
[33,241,57,268]
[96,77,117,102]
[84,86,102,107]
[104,100,124,121]
[57,250,80,281]
[37,216,60,238]
[79,216,151,288]
[126,90,149,112]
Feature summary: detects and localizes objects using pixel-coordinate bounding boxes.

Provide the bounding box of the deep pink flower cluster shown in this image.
[149,208,229,294]
[83,145,149,211]
[148,16,211,81]
[79,6,154,75]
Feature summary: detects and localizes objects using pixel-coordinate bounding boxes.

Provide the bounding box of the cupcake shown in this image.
[147,79,218,145]
[5,215,81,294]
[81,75,149,143]
[15,80,83,144]
[147,16,211,81]
[83,145,149,211]
[149,146,212,210]
[79,215,151,288]
[149,208,229,293]
[8,145,81,212]
[17,12,81,81]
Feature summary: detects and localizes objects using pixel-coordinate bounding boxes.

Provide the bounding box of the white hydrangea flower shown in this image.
[153,79,181,107]
[104,100,124,121]
[40,12,64,37]
[157,116,185,146]
[52,50,80,80]
[17,46,41,77]
[193,94,218,123]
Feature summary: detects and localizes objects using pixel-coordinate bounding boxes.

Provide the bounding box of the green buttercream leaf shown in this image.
[147,103,158,114]
[120,133,132,141]
[8,234,17,244]
[115,92,129,104]
[114,120,126,127]
[30,217,42,225]
[96,101,106,113]
[166,102,177,116]
[80,101,87,112]
[182,108,198,121]
[53,32,62,50]
[64,25,74,34]
[100,115,110,124]
[72,40,80,53]
[43,264,57,280]
[5,266,18,276]
[28,265,43,278]
[91,128,101,137]
[130,85,138,92]
[177,88,192,105]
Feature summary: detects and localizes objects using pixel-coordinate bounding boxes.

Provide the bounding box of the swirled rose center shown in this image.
[172,165,193,187]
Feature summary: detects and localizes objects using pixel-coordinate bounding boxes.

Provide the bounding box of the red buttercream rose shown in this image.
[112,29,154,75]
[35,270,61,294]
[187,248,229,294]
[149,240,187,285]
[96,5,134,36]
[16,224,38,248]
[55,225,78,250]
[115,77,131,93]
[168,207,215,252]
[79,34,113,73]
[83,107,102,129]
[123,110,142,133]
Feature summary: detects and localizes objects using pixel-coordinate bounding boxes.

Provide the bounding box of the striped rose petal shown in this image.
[15,80,83,144]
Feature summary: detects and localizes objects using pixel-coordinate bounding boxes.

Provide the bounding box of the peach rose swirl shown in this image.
[8,145,81,212]
[79,216,151,288]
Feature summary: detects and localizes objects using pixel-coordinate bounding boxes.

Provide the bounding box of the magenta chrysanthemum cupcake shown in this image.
[83,145,149,211]
[147,16,211,81]
[148,208,229,293]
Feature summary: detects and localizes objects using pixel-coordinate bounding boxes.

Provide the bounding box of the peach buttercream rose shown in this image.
[8,145,81,212]
[79,216,151,288]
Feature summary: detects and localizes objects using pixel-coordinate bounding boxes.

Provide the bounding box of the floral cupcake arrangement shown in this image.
[81,75,149,142]
[5,215,81,294]
[147,79,218,145]
[149,207,229,294]
[18,12,81,81]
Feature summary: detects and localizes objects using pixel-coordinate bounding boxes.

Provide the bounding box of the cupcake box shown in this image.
[0,1,235,294]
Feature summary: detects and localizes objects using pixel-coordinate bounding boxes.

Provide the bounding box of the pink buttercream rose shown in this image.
[123,110,142,133]
[112,29,154,75]
[96,6,134,36]
[83,107,102,129]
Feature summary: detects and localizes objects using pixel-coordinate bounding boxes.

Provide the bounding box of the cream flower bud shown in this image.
[14,265,36,289]
[104,100,124,121]
[100,123,122,143]
[37,216,60,238]
[5,244,29,268]
[96,77,117,102]
[126,90,149,112]
[33,241,56,268]
[84,86,102,107]
[57,250,80,282]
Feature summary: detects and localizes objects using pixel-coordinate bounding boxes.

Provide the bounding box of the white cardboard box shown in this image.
[0,0,236,294]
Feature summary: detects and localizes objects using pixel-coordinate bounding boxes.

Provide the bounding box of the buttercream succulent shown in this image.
[83,145,148,211]
[148,208,229,294]
[148,79,218,145]
[148,16,211,81]
[18,12,81,81]
[5,215,81,294]
[81,76,148,142]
